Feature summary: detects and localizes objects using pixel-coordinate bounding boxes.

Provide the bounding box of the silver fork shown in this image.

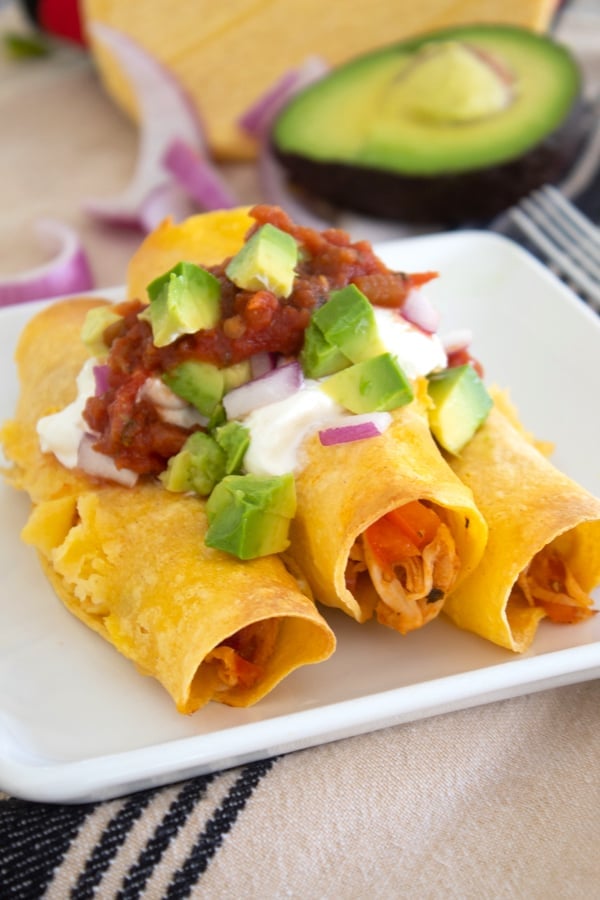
[507,184,600,311]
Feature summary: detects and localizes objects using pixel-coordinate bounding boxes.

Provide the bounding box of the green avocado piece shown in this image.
[322,352,413,413]
[205,472,296,559]
[225,223,298,297]
[222,360,252,391]
[141,261,221,347]
[272,25,583,223]
[214,421,250,474]
[80,306,122,357]
[311,285,385,363]
[427,364,492,455]
[160,431,226,496]
[300,320,351,378]
[162,360,224,418]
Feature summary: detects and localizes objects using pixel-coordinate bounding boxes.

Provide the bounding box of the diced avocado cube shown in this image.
[300,319,352,378]
[80,305,122,357]
[162,360,224,418]
[205,472,296,559]
[141,261,221,347]
[321,352,414,413]
[160,431,225,496]
[222,360,252,391]
[427,364,493,455]
[214,421,250,474]
[310,284,385,363]
[207,402,226,430]
[225,223,298,298]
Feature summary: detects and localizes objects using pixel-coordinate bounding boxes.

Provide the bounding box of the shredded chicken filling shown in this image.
[205,618,281,690]
[515,547,596,624]
[348,501,460,634]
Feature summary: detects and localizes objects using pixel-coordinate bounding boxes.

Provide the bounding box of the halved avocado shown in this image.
[272,25,587,225]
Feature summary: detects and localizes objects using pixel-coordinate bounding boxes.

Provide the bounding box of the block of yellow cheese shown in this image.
[82,0,557,160]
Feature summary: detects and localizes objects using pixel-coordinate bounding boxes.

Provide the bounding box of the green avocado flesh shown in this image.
[142,262,221,347]
[205,473,296,559]
[322,353,413,414]
[161,432,226,496]
[272,25,584,222]
[163,360,224,417]
[427,364,492,455]
[225,223,298,298]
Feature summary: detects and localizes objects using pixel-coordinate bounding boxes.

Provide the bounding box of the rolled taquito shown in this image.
[1,298,335,713]
[443,391,600,652]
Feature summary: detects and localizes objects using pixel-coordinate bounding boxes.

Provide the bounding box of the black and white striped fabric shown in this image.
[3,680,600,898]
[1,759,276,899]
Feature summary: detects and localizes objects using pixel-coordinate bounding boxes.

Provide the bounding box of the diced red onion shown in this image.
[0,219,94,308]
[319,412,392,446]
[138,376,209,427]
[249,351,276,379]
[93,364,110,396]
[223,362,303,420]
[162,138,237,211]
[440,329,473,354]
[138,376,181,408]
[84,23,207,229]
[400,288,440,334]
[158,406,208,429]
[77,434,138,486]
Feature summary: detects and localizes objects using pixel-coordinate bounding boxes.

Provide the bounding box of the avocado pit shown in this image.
[383,40,515,126]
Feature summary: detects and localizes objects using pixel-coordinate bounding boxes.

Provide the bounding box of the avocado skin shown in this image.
[273,101,588,225]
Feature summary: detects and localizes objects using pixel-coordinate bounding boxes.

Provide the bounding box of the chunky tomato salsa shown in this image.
[84,205,434,475]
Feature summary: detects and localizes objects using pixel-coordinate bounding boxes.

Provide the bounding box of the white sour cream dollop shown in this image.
[37,357,98,468]
[242,380,345,476]
[373,307,447,379]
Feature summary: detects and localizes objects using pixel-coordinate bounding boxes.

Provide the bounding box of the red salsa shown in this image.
[83,204,434,475]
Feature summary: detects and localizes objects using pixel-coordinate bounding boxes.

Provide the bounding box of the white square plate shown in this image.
[1,230,599,803]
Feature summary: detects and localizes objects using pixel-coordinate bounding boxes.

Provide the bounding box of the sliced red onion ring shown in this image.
[0,219,94,308]
[138,181,198,233]
[163,138,237,211]
[238,56,329,140]
[400,288,441,334]
[440,328,473,354]
[93,364,110,396]
[223,362,303,420]
[85,23,206,228]
[319,412,392,446]
[258,150,331,230]
[238,68,302,139]
[77,434,138,486]
[236,56,332,229]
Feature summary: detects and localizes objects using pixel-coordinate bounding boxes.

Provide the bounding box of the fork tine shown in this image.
[528,185,600,272]
[508,206,600,310]
[540,185,600,248]
[517,193,600,283]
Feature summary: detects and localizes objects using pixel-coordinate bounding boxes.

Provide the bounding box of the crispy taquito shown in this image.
[287,391,488,634]
[443,391,600,651]
[1,298,335,713]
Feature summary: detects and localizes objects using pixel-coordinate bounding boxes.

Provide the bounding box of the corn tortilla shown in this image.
[288,396,488,629]
[1,298,335,713]
[126,209,489,634]
[443,392,600,652]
